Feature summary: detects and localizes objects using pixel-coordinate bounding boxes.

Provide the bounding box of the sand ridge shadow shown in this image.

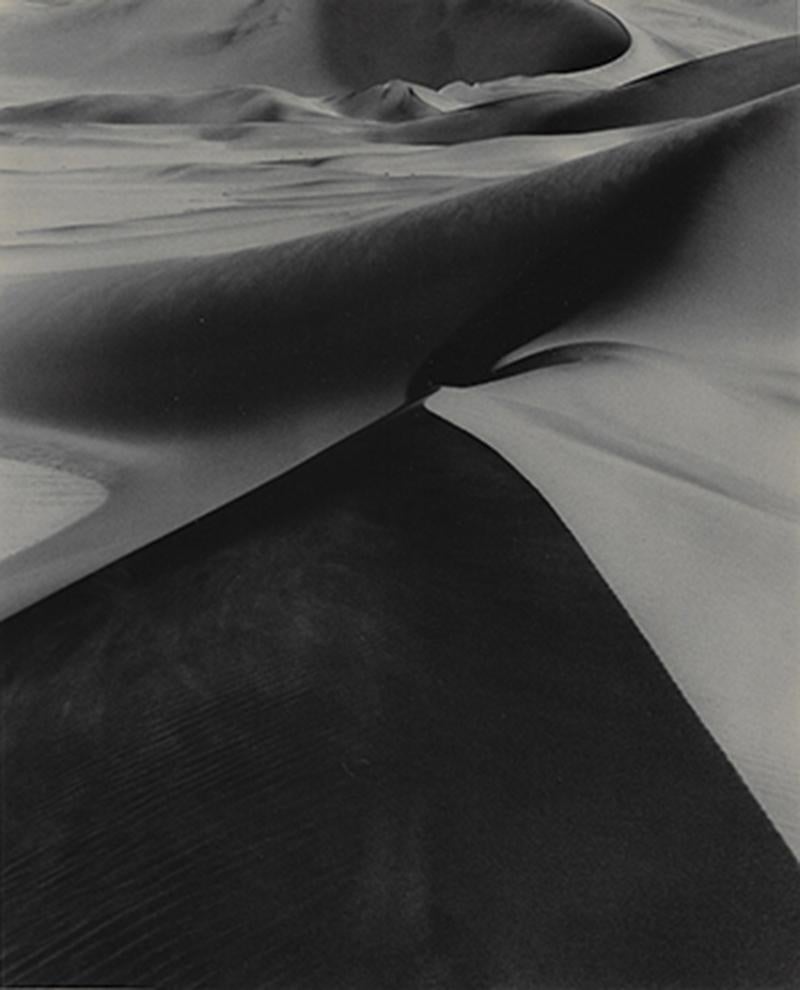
[2,409,799,988]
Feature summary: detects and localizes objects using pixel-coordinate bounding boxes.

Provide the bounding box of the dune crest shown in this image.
[0,85,337,125]
[427,86,800,858]
[377,35,800,143]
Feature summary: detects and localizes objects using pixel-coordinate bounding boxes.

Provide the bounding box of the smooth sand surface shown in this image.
[380,36,800,142]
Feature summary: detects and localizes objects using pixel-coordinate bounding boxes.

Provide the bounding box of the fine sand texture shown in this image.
[1,1,799,987]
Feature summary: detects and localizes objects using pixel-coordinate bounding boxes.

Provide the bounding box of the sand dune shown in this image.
[0,455,107,559]
[329,79,443,122]
[3,409,799,989]
[5,81,798,431]
[0,85,338,125]
[0,26,798,620]
[0,119,750,430]
[1,2,799,986]
[315,0,630,90]
[428,86,800,857]
[378,36,800,142]
[0,0,629,95]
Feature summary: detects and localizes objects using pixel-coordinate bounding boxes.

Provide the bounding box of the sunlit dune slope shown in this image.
[428,85,800,857]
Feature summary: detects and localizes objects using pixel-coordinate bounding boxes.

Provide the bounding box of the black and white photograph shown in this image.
[0,1,798,987]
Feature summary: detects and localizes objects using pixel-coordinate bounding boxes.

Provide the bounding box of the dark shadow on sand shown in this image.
[2,409,799,989]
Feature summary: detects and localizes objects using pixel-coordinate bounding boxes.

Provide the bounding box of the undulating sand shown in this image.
[1,2,798,987]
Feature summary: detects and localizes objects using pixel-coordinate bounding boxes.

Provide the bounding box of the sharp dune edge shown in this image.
[1,2,799,988]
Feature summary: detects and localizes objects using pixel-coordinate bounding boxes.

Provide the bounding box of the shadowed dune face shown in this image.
[378,36,800,143]
[317,0,630,89]
[2,412,799,989]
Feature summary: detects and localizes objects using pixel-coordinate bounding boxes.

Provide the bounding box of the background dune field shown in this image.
[1,2,799,988]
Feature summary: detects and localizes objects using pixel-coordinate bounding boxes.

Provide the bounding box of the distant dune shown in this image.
[0,0,629,94]
[315,0,630,89]
[377,36,800,142]
[1,1,799,987]
[0,86,338,125]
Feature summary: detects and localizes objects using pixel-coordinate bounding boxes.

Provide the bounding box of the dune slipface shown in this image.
[3,411,799,989]
[1,2,799,988]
